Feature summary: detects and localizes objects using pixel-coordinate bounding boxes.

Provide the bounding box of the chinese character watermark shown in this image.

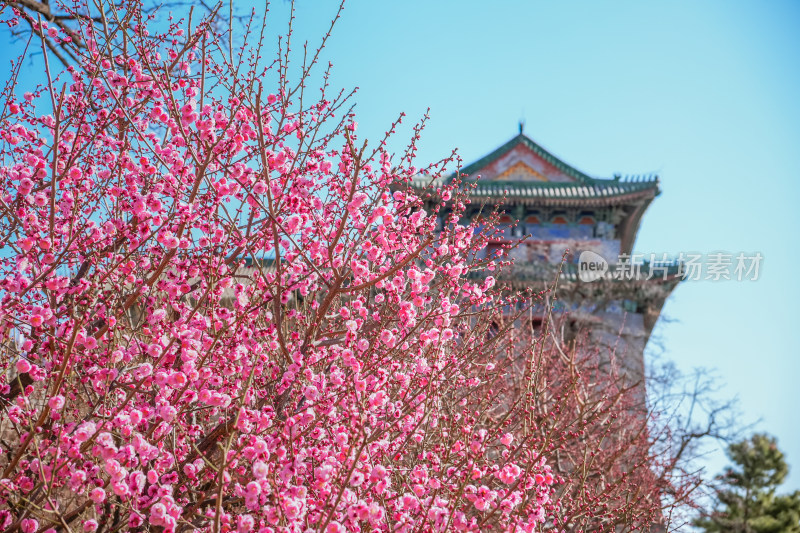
[577,251,763,283]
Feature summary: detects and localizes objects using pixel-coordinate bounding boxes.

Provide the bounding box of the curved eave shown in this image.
[618,196,656,254]
[465,187,659,208]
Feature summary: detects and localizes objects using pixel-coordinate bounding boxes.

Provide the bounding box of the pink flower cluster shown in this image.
[0,1,558,531]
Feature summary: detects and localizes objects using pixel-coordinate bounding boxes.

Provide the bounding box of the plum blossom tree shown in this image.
[0,0,559,531]
[0,0,735,531]
[1,0,227,69]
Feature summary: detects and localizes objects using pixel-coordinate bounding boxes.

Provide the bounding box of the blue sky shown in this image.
[3,0,799,493]
[259,0,800,490]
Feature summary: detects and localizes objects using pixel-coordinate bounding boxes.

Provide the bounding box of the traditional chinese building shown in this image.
[413,128,683,384]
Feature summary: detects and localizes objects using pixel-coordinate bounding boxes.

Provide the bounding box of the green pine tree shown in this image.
[695,433,800,532]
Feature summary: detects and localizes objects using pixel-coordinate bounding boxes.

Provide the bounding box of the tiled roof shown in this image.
[468,180,657,199]
[409,134,660,204]
[411,176,659,205]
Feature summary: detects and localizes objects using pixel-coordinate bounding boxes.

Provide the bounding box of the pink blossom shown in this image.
[325,522,344,533]
[303,385,319,402]
[369,464,388,483]
[74,421,96,442]
[150,503,167,523]
[167,372,187,388]
[245,481,261,495]
[282,498,302,519]
[380,329,395,345]
[15,359,31,373]
[183,463,197,478]
[368,390,387,408]
[111,481,129,497]
[498,463,521,484]
[237,515,255,532]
